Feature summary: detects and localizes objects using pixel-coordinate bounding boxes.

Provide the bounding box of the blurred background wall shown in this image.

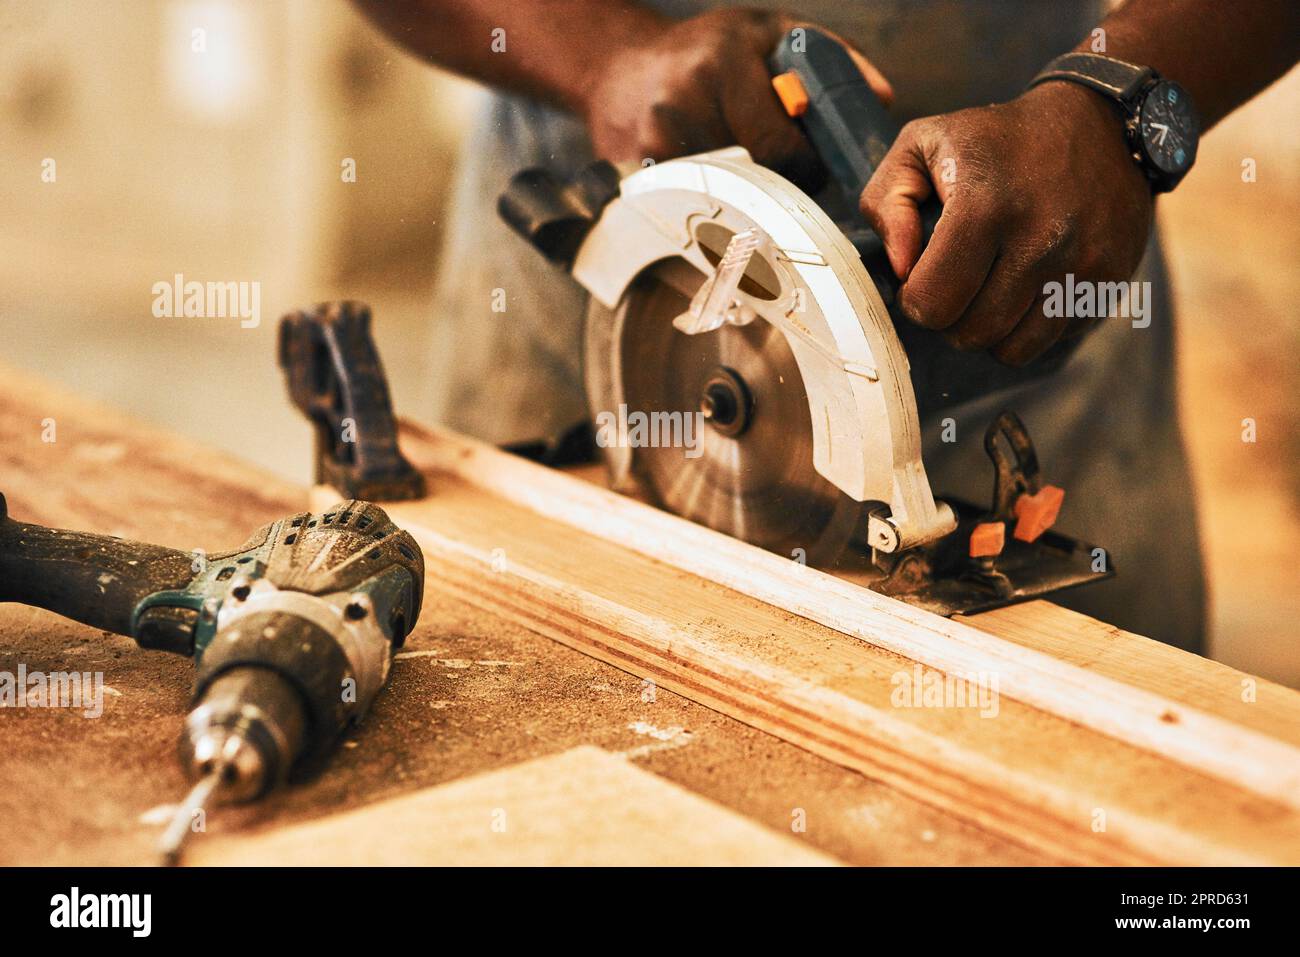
[1,0,480,474]
[1,1,1297,685]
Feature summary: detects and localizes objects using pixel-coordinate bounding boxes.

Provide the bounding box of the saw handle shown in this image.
[768,28,900,200]
[770,28,941,243]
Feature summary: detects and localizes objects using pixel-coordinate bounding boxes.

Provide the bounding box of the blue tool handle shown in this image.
[769,27,899,201]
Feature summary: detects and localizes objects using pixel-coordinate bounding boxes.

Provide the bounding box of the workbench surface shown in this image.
[0,368,1041,866]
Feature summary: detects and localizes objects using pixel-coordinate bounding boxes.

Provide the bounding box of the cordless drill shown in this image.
[0,493,424,862]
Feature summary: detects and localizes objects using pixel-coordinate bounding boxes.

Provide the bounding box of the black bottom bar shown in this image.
[0,867,1283,944]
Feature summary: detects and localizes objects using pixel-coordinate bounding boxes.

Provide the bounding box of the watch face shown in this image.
[1138,80,1199,176]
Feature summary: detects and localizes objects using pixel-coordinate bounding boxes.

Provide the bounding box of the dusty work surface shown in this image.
[191,746,840,866]
[343,424,1300,865]
[0,367,1039,865]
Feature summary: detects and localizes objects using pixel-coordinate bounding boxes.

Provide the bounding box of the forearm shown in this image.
[1079,0,1299,128]
[350,0,666,114]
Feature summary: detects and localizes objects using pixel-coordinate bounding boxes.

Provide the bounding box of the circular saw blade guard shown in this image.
[575,148,955,554]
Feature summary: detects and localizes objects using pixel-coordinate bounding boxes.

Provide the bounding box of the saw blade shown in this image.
[614,263,865,565]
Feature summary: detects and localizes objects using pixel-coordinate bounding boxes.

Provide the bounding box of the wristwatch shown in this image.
[1029,52,1200,193]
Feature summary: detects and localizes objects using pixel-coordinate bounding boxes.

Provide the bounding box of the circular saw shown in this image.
[574,146,955,566]
[497,28,1111,614]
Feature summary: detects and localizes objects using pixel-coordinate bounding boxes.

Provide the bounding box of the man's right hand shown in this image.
[582,9,891,189]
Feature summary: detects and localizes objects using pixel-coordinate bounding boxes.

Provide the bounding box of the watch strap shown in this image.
[1029,52,1153,105]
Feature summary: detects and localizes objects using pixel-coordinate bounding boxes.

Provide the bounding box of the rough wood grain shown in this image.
[191,746,840,866]
[384,421,1300,815]
[962,601,1300,750]
[1,365,1037,866]
[335,425,1300,865]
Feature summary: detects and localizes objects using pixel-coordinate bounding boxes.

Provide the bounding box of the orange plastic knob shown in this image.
[969,521,1006,558]
[771,71,809,118]
[1013,485,1065,543]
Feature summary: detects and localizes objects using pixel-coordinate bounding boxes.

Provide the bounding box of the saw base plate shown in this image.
[532,446,1112,618]
[833,498,1111,617]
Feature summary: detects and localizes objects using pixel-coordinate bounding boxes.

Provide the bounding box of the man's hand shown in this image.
[860,82,1154,366]
[583,9,891,188]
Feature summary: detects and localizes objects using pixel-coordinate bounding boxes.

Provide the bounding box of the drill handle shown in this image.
[0,493,196,641]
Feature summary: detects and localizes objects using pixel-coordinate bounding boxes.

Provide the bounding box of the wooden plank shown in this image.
[567,463,1300,745]
[190,746,840,866]
[962,601,1300,750]
[383,421,1300,815]
[6,365,1295,866]
[315,460,1300,865]
[2,365,1039,867]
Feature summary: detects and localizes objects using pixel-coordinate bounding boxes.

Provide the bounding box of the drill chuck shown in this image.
[180,666,308,803]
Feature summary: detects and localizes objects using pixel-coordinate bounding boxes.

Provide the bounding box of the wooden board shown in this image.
[190,746,840,866]
[382,422,1300,811]
[2,364,1043,867]
[571,467,1300,750]
[961,601,1300,748]
[326,421,1300,866]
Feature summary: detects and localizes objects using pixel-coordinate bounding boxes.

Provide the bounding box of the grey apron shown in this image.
[417,0,1206,651]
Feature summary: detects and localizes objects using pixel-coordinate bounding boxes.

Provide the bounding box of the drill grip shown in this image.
[0,494,195,640]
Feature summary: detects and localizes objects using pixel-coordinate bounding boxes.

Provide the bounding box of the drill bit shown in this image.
[158,765,225,867]
[157,667,305,865]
